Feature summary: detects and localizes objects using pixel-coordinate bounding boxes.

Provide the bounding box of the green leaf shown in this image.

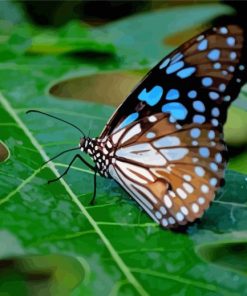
[225,106,247,147]
[0,251,84,296]
[1,3,247,295]
[0,21,115,57]
[228,153,247,175]
[29,21,116,55]
[103,2,233,66]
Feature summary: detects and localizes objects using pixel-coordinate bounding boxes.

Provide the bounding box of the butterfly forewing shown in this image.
[108,113,227,228]
[100,22,247,138]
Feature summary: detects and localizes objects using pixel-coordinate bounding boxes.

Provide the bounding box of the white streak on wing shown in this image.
[153,136,180,148]
[121,123,141,144]
[116,160,155,183]
[160,148,189,161]
[151,167,171,177]
[127,185,159,223]
[108,164,118,179]
[111,166,152,208]
[132,183,158,204]
[112,128,126,144]
[116,143,166,166]
[118,143,151,152]
[108,165,159,222]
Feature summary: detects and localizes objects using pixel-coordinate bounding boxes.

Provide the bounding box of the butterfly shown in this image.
[28,20,247,228]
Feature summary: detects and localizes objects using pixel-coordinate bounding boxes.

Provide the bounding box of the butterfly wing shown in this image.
[100,22,247,138]
[99,21,246,227]
[108,113,227,228]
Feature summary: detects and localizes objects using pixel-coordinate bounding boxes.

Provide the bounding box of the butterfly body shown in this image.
[80,137,114,178]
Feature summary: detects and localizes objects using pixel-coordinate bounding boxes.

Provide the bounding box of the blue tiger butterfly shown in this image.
[28,21,247,228]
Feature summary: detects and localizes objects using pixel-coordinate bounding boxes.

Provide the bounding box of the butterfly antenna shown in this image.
[43,147,80,166]
[26,110,86,137]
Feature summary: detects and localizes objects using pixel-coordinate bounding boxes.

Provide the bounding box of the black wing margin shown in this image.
[100,18,247,138]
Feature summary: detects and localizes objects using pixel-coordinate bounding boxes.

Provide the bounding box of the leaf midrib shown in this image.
[0,93,149,296]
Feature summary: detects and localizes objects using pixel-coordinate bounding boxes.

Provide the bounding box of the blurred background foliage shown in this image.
[0,0,245,27]
[0,1,247,295]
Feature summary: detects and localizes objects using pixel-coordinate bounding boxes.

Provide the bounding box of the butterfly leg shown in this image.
[89,169,97,205]
[48,154,94,184]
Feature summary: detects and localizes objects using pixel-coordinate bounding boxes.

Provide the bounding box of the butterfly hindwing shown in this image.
[107,113,227,228]
[100,22,247,138]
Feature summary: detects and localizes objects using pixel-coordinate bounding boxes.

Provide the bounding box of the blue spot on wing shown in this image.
[188,90,197,99]
[198,39,208,51]
[199,147,210,158]
[159,58,170,69]
[193,115,205,124]
[202,77,213,87]
[191,128,201,138]
[209,92,219,100]
[166,89,180,100]
[177,67,196,78]
[146,132,155,139]
[117,112,139,130]
[171,53,183,64]
[227,37,235,46]
[162,102,188,120]
[208,49,220,61]
[193,101,205,112]
[166,61,184,74]
[138,86,163,106]
[212,107,220,117]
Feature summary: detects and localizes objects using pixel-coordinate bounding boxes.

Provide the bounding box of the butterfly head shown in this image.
[79,137,94,154]
[79,137,86,151]
[79,137,95,152]
[79,137,112,177]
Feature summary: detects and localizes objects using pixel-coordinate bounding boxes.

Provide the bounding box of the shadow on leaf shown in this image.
[49,71,145,106]
[0,254,85,296]
[0,141,10,162]
[197,241,247,276]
